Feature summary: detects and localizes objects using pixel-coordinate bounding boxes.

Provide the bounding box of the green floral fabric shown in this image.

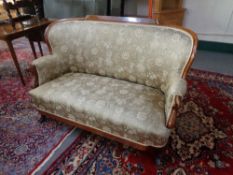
[30,21,194,146]
[30,73,170,147]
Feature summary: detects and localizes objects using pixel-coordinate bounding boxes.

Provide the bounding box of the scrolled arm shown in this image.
[31,54,70,86]
[163,76,187,128]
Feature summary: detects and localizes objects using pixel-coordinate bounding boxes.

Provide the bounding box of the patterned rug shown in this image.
[0,38,74,175]
[42,70,233,175]
[1,38,233,175]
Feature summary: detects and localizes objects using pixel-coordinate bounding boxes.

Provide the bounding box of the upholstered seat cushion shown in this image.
[29,73,170,147]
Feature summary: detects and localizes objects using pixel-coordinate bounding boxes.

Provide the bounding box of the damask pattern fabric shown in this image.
[30,21,194,145]
[48,21,192,90]
[29,73,170,147]
[46,21,193,123]
[32,54,70,85]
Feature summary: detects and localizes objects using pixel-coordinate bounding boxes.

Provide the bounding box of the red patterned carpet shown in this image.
[42,70,233,175]
[0,38,74,175]
[1,38,233,175]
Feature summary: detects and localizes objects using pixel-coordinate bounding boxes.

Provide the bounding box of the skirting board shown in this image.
[198,40,233,54]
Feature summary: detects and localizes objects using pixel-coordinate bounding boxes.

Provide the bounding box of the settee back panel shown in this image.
[47,21,194,90]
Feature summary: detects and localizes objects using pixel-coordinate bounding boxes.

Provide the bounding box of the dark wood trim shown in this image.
[106,0,111,16]
[28,38,37,59]
[120,0,125,16]
[6,40,25,85]
[37,41,43,56]
[39,110,167,150]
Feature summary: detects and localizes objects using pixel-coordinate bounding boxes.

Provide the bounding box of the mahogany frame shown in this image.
[39,110,163,150]
[31,15,198,150]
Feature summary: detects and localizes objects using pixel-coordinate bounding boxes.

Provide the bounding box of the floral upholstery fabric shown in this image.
[45,21,193,123]
[30,20,195,146]
[29,73,170,147]
[32,54,70,85]
[48,21,193,91]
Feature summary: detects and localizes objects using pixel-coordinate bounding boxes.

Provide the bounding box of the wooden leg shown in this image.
[28,39,37,59]
[107,0,111,16]
[120,0,125,16]
[39,115,46,123]
[37,41,43,56]
[6,40,25,86]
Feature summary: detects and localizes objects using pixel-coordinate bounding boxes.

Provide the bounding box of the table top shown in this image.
[0,18,52,41]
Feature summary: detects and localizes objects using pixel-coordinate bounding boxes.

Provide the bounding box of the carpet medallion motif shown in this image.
[171,101,226,161]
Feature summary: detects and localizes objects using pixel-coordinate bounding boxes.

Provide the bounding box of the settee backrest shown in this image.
[46,20,195,90]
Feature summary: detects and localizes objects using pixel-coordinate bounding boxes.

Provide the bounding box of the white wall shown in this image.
[125,0,148,16]
[183,0,233,43]
[125,0,233,43]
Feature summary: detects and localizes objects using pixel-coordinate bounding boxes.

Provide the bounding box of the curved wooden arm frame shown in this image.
[167,95,182,128]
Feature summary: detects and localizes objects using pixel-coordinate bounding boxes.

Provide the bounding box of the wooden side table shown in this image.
[148,0,185,25]
[0,19,51,85]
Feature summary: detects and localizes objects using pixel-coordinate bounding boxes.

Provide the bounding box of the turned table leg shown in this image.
[106,0,111,16]
[28,38,37,59]
[120,0,125,16]
[107,0,125,16]
[6,40,25,85]
[37,41,43,56]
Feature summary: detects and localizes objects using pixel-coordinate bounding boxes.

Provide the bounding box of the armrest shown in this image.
[163,76,187,128]
[32,54,70,86]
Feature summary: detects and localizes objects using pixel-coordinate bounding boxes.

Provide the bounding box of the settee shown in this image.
[29,17,197,150]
